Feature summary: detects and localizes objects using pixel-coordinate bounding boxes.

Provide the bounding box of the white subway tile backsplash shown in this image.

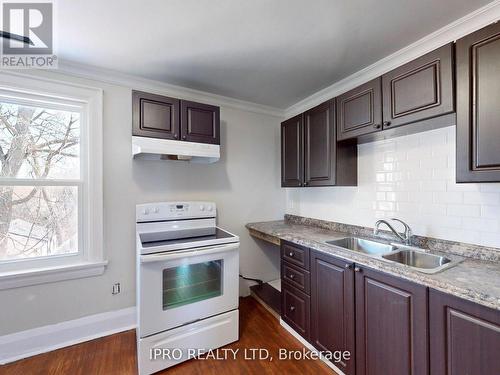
[289,126,500,249]
[447,204,481,217]
[481,205,499,219]
[462,217,499,232]
[463,192,500,205]
[433,192,463,204]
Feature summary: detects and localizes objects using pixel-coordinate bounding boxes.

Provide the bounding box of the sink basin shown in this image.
[326,237,397,256]
[382,249,452,273]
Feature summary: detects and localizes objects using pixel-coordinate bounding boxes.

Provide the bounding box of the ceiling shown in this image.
[58,0,492,109]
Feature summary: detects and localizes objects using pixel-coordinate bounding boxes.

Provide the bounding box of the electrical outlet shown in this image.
[112,283,121,295]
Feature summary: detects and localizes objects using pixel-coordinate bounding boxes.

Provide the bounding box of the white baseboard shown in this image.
[0,306,136,365]
[280,319,345,375]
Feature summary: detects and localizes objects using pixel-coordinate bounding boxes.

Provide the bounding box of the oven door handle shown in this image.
[140,242,239,263]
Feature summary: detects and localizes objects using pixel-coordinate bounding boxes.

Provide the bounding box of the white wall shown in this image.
[287,126,500,249]
[0,70,284,336]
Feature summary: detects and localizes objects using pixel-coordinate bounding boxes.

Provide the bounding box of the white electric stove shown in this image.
[136,201,240,375]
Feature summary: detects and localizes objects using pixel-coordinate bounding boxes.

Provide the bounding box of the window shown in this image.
[0,73,105,289]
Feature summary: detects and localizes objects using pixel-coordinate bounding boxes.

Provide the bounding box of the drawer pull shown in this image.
[289,274,295,279]
[288,252,294,257]
[289,306,295,312]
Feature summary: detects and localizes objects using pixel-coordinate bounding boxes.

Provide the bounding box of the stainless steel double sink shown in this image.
[325,237,461,274]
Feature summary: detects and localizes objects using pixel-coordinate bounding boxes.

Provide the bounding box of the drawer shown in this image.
[282,282,310,340]
[281,241,310,270]
[281,261,310,295]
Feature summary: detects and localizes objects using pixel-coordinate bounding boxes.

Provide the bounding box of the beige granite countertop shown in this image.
[246,219,500,311]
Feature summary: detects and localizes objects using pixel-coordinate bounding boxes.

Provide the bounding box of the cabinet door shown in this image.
[304,100,336,186]
[180,100,220,144]
[355,266,428,375]
[456,22,500,182]
[281,115,304,187]
[281,282,310,340]
[337,78,382,140]
[382,43,454,130]
[429,289,500,375]
[132,90,180,140]
[310,251,355,375]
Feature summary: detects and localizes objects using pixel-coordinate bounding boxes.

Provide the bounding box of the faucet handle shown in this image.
[390,218,412,243]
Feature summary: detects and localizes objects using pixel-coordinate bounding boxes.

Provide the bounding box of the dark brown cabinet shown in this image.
[310,251,355,375]
[281,100,357,188]
[133,91,220,145]
[282,261,310,294]
[456,22,500,182]
[180,100,220,144]
[382,43,454,131]
[282,283,310,340]
[429,289,500,375]
[133,91,180,140]
[337,78,383,141]
[281,241,311,340]
[354,266,428,375]
[304,101,336,186]
[281,115,303,187]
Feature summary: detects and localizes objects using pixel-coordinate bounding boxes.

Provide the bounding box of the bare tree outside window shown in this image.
[0,102,80,261]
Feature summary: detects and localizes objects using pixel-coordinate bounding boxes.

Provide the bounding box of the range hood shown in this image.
[132,136,220,163]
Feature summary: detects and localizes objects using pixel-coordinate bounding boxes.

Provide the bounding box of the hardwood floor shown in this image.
[0,297,335,375]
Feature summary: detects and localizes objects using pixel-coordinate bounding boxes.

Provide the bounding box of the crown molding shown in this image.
[55,60,285,118]
[285,0,500,118]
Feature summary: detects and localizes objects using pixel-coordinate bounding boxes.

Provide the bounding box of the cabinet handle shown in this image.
[289,306,295,312]
[354,266,362,272]
[289,274,295,279]
[373,124,381,129]
[383,121,391,127]
[182,135,187,140]
[289,252,294,257]
[174,134,178,139]
[304,181,308,186]
[345,263,353,269]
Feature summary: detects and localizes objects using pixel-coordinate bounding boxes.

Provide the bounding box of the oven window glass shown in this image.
[162,260,223,310]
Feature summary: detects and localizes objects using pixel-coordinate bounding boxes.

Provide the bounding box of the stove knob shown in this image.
[154,207,159,213]
[199,205,205,211]
[142,208,150,215]
[207,205,213,211]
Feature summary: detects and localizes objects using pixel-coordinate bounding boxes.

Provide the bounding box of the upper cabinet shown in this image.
[180,100,220,144]
[132,90,220,145]
[133,91,180,140]
[336,44,456,143]
[337,78,383,141]
[304,101,336,186]
[381,43,454,130]
[281,115,303,187]
[281,100,357,188]
[456,22,500,182]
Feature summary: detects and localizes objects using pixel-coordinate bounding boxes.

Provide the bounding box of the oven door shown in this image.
[138,242,239,338]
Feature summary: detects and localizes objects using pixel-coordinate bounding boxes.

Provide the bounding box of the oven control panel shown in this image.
[136,201,216,222]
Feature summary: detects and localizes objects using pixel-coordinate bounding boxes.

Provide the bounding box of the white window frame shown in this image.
[0,72,106,289]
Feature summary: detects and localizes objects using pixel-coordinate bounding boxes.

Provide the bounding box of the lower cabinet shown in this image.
[310,251,355,375]
[309,250,427,375]
[281,281,310,340]
[280,246,499,375]
[429,289,500,375]
[354,265,429,375]
[281,240,311,340]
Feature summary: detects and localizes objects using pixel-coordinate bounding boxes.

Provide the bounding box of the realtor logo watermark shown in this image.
[1,1,57,68]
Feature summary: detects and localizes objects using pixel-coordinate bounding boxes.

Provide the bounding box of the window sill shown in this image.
[0,261,108,290]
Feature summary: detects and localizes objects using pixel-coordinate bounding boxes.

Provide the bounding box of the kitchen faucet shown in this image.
[374,218,413,245]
